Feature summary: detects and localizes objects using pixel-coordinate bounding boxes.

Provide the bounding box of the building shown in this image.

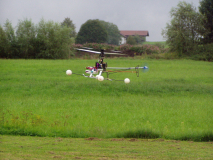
[119,30,149,45]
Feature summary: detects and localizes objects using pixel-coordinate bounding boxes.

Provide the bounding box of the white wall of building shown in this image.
[119,36,126,45]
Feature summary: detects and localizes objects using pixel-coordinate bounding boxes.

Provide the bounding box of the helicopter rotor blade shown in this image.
[104,52,125,55]
[75,48,101,54]
[75,48,125,55]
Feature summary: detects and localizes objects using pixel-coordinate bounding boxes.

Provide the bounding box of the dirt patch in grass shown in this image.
[85,137,101,141]
[129,138,138,142]
[111,138,125,141]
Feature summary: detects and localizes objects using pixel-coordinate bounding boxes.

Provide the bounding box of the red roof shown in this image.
[120,30,149,37]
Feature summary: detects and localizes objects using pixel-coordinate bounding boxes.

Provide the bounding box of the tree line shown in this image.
[0,18,76,59]
[0,18,122,59]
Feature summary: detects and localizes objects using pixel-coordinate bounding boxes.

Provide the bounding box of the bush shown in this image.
[203,43,213,61]
[126,36,137,45]
[154,42,165,49]
[119,44,133,51]
[120,44,161,55]
[191,43,213,61]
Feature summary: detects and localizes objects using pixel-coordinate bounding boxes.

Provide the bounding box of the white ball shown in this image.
[66,70,72,75]
[124,78,130,84]
[96,75,100,80]
[98,76,104,81]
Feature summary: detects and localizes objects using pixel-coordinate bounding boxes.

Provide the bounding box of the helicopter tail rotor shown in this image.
[142,63,149,73]
[135,63,149,77]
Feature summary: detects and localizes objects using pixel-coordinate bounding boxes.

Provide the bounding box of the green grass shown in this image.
[1,135,213,160]
[143,41,169,48]
[0,59,213,141]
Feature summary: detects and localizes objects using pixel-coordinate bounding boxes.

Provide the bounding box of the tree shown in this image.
[2,19,17,58]
[126,34,145,45]
[75,19,107,44]
[61,17,76,38]
[16,19,37,58]
[37,18,73,59]
[127,36,137,45]
[134,34,146,44]
[100,21,121,45]
[162,2,205,56]
[199,0,213,43]
[0,25,8,58]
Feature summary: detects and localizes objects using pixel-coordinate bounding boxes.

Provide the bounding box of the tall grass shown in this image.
[0,59,213,141]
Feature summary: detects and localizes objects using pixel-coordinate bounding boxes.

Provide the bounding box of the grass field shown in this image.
[1,135,213,159]
[0,59,213,141]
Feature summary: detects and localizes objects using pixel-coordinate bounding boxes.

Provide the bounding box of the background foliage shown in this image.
[0,18,75,59]
[61,17,76,38]
[99,20,121,45]
[162,0,213,61]
[75,19,121,45]
[162,2,205,56]
[75,19,108,44]
[127,35,146,45]
[199,0,213,44]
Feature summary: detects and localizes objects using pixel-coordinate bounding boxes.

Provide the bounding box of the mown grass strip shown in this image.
[1,135,213,160]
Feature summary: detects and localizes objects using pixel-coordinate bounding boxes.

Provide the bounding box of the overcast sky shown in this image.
[0,0,200,41]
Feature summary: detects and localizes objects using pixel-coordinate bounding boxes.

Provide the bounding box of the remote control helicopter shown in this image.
[66,48,148,84]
